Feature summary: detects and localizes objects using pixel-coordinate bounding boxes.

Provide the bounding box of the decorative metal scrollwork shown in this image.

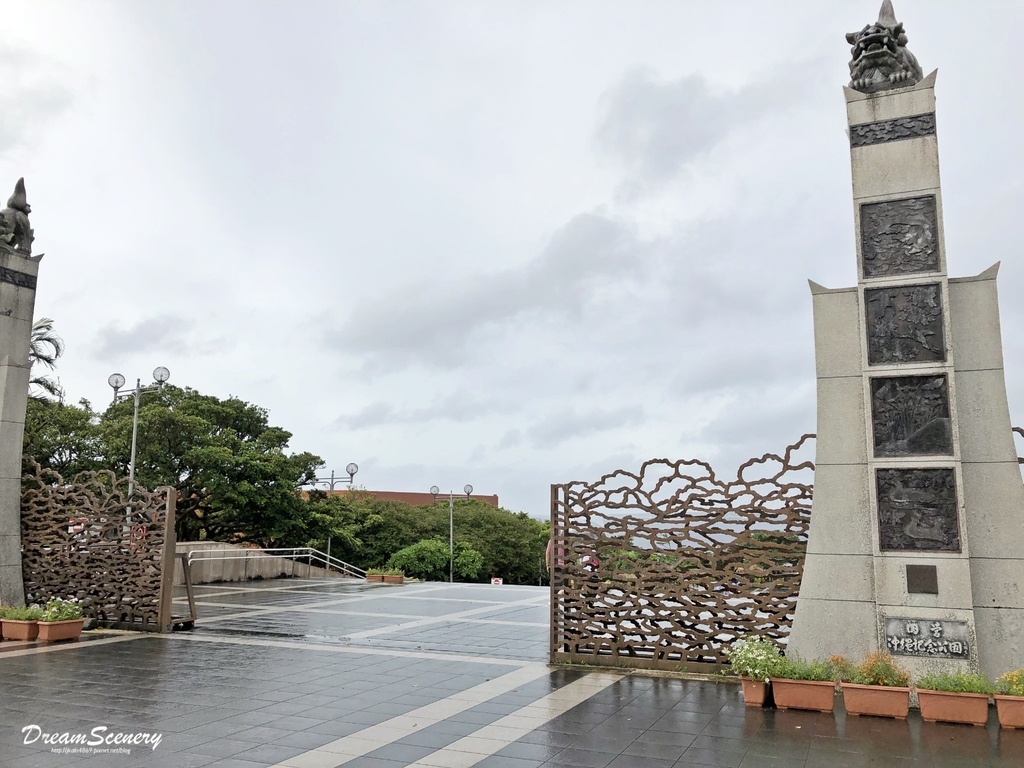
[551,435,814,672]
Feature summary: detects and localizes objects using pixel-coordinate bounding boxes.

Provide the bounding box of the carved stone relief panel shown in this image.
[850,113,936,147]
[871,375,952,456]
[861,196,940,278]
[865,283,945,365]
[876,468,959,552]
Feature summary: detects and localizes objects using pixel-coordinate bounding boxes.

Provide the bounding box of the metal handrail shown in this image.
[186,547,366,579]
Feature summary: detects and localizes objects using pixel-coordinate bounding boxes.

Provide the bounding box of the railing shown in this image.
[186,547,366,580]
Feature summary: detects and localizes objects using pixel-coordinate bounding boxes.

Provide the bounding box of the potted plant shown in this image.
[995,666,1024,729]
[365,569,386,583]
[835,651,911,719]
[770,656,837,713]
[915,670,994,726]
[36,598,85,642]
[0,606,44,641]
[381,569,405,585]
[724,636,783,707]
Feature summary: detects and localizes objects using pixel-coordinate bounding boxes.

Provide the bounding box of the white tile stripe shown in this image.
[408,673,622,767]
[273,667,622,768]
[156,630,536,667]
[0,633,142,659]
[342,594,548,640]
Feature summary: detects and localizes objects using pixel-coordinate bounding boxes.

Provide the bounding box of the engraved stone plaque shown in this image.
[871,376,952,456]
[876,468,959,552]
[861,196,940,278]
[885,617,969,659]
[865,284,945,365]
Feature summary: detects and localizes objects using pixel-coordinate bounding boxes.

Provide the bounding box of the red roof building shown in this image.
[317,489,499,507]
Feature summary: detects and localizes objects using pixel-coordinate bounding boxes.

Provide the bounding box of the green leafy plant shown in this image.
[844,651,910,687]
[775,656,835,682]
[996,668,1024,697]
[724,636,783,683]
[40,598,83,622]
[916,671,995,695]
[366,568,404,576]
[0,606,44,621]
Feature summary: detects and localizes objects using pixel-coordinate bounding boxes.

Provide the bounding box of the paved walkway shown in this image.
[0,580,1022,767]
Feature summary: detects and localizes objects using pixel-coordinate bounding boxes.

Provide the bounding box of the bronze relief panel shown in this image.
[861,196,940,278]
[876,468,960,552]
[864,283,945,365]
[871,375,952,456]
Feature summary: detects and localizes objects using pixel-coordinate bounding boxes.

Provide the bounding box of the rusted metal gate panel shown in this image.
[21,463,178,632]
[551,435,814,673]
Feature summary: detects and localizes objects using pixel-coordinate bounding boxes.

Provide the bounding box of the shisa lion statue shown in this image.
[846,0,923,93]
[0,177,34,255]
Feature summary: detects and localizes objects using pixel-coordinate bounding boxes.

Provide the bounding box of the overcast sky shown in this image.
[5,1,1024,518]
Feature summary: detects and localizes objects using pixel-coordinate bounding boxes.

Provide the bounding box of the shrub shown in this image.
[827,654,857,683]
[996,668,1024,697]
[776,656,835,682]
[0,606,44,621]
[916,671,995,695]
[40,598,83,622]
[850,651,910,687]
[724,636,783,683]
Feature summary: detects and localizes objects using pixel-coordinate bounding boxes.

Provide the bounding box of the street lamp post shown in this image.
[430,484,473,583]
[108,367,170,517]
[310,462,359,491]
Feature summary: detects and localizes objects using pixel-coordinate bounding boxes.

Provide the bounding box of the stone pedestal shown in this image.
[789,72,1024,678]
[0,243,39,607]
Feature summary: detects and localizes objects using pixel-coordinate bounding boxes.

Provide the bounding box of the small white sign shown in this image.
[491,577,503,585]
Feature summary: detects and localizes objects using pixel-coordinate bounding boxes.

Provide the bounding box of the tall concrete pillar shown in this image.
[788,3,1024,678]
[0,178,40,608]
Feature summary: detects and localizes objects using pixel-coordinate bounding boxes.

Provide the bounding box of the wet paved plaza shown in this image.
[1,579,1023,767]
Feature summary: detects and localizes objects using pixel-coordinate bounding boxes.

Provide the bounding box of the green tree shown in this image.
[22,398,103,476]
[386,539,483,581]
[97,385,322,545]
[28,317,65,401]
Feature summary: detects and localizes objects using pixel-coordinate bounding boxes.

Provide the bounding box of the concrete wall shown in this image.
[174,541,349,585]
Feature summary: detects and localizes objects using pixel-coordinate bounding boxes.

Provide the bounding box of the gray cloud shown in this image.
[92,315,196,359]
[595,62,827,197]
[0,49,73,152]
[336,388,521,429]
[525,405,645,448]
[330,212,649,369]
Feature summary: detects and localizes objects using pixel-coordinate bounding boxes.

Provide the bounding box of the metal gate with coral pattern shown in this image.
[21,464,178,632]
[550,436,814,672]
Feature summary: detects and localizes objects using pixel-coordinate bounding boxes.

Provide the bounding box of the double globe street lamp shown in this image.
[430,484,473,584]
[108,367,170,513]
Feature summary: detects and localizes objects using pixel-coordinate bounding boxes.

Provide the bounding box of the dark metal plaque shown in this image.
[861,196,940,278]
[885,617,969,659]
[871,376,952,456]
[876,468,959,552]
[850,113,936,147]
[0,265,37,290]
[865,284,945,365]
[906,564,938,595]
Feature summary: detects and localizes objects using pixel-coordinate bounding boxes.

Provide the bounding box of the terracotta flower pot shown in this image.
[771,678,836,713]
[1,619,38,641]
[841,683,910,719]
[916,689,991,726]
[37,619,85,643]
[740,677,769,707]
[365,574,384,582]
[995,695,1024,729]
[382,575,404,585]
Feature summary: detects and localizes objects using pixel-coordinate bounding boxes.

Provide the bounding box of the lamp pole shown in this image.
[108,367,170,517]
[311,462,359,492]
[430,484,473,583]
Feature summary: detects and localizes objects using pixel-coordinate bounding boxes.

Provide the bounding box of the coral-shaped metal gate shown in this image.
[21,463,178,631]
[550,435,814,672]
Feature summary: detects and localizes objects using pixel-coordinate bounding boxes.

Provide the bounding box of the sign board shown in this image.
[491,577,503,585]
[884,617,970,659]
